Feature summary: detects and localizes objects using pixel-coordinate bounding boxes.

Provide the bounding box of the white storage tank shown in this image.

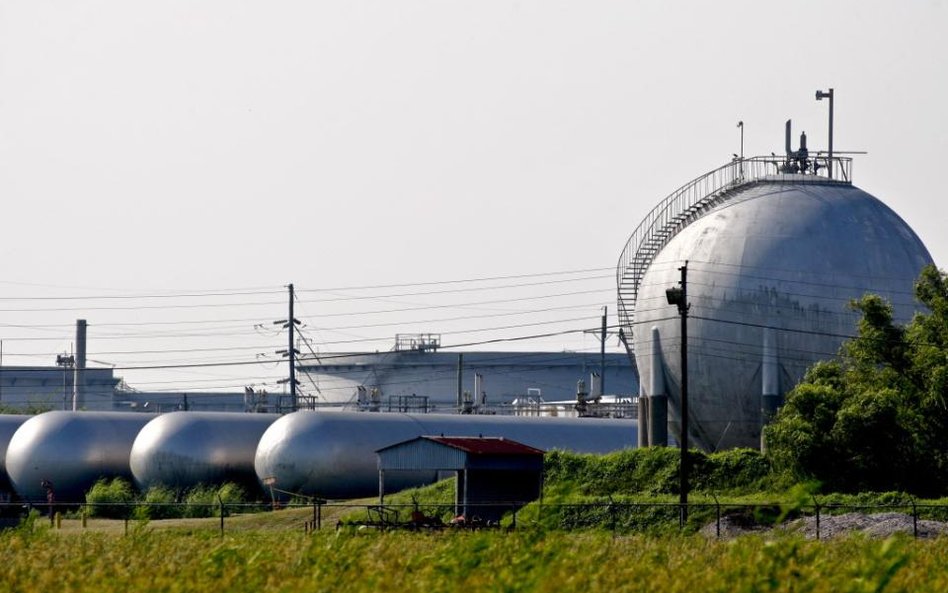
[619,156,933,451]
[255,411,637,499]
[0,415,30,499]
[130,411,280,491]
[5,411,151,502]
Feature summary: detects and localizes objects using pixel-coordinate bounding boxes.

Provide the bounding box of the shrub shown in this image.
[85,478,138,518]
[184,483,250,518]
[139,486,178,520]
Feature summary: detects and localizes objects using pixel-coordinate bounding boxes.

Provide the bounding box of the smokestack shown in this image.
[73,319,87,411]
[785,120,792,157]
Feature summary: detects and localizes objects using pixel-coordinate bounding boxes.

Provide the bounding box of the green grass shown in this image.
[3,522,948,592]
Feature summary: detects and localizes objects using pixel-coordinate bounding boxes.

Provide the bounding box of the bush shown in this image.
[139,486,177,520]
[85,478,138,519]
[184,483,251,518]
[543,447,771,498]
[699,449,772,493]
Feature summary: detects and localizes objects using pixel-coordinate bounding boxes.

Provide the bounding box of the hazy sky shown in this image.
[0,1,945,397]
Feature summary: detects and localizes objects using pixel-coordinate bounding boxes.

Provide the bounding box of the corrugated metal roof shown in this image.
[422,436,544,456]
[376,435,545,472]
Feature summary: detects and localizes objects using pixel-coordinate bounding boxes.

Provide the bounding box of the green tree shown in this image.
[765,265,948,495]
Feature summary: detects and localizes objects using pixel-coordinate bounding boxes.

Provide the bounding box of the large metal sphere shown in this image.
[5,411,151,502]
[0,415,30,496]
[130,412,280,491]
[255,411,637,499]
[633,179,933,450]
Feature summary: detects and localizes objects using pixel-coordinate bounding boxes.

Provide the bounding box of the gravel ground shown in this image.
[701,512,948,540]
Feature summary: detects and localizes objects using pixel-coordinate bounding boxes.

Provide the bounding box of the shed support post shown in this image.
[378,470,385,505]
[463,469,469,519]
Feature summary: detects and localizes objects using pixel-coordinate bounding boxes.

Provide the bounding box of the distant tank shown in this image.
[5,411,151,502]
[254,411,637,499]
[0,415,30,498]
[619,149,933,451]
[130,412,280,491]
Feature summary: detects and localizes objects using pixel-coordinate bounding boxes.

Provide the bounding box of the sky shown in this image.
[0,1,945,398]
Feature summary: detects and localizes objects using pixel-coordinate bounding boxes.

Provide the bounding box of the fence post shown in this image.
[219,496,225,538]
[912,499,918,540]
[815,505,820,541]
[716,504,721,539]
[710,494,720,539]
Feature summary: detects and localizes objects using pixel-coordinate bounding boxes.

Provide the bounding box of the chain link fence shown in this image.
[3,499,947,539]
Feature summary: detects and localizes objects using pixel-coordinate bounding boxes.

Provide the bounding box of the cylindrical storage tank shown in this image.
[255,411,637,499]
[0,415,30,498]
[130,412,280,492]
[5,411,151,502]
[631,178,933,450]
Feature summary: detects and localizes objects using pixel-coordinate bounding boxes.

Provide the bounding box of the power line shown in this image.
[296,266,613,292]
[0,289,284,302]
[294,273,612,303]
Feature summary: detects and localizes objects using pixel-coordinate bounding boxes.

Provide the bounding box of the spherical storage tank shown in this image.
[6,411,151,502]
[255,411,637,499]
[130,412,280,491]
[0,415,30,497]
[620,162,933,451]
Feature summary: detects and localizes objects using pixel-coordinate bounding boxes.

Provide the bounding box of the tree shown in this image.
[765,265,948,495]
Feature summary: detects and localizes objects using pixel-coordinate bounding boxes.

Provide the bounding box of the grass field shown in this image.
[4,509,948,592]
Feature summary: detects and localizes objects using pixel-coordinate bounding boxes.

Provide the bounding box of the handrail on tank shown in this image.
[615,155,852,351]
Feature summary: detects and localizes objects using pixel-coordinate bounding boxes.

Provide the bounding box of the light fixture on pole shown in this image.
[665,261,690,527]
[736,120,744,178]
[737,121,744,158]
[815,88,834,179]
[55,353,75,411]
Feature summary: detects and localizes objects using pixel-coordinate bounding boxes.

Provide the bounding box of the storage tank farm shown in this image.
[618,124,934,451]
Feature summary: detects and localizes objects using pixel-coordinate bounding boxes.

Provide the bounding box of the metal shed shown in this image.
[376,436,544,521]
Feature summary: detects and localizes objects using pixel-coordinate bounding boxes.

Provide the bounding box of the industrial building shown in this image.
[297,333,638,413]
[618,123,933,451]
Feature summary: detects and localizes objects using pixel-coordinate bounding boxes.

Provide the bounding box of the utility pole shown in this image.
[600,306,607,395]
[665,261,690,528]
[275,284,301,412]
[456,354,464,412]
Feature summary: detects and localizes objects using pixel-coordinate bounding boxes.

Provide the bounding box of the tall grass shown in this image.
[1,527,945,592]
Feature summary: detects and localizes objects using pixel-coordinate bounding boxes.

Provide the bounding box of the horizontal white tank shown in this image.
[254,411,637,499]
[0,414,30,497]
[5,411,151,502]
[130,412,280,491]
